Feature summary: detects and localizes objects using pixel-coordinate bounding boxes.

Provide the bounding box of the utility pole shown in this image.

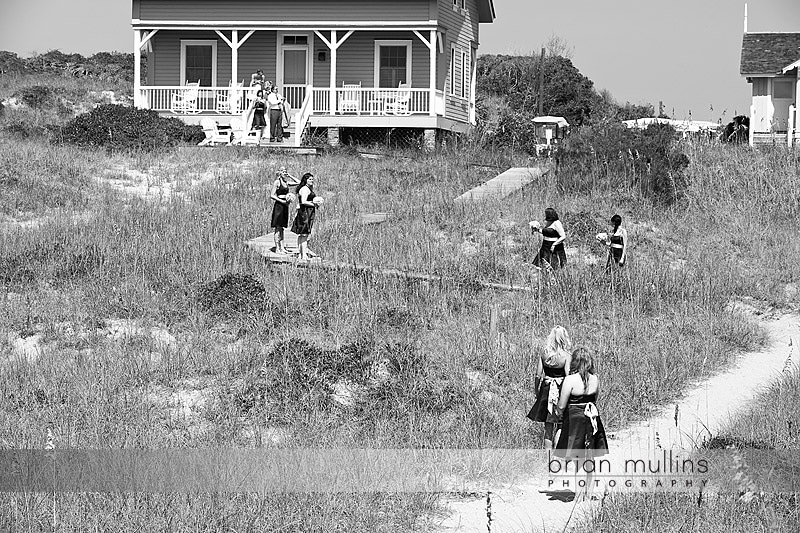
[537,47,545,116]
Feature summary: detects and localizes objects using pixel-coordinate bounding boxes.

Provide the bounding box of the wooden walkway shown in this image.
[245,234,532,293]
[453,165,548,203]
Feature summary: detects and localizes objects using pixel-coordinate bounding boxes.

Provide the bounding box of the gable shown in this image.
[476,0,496,23]
[741,32,800,76]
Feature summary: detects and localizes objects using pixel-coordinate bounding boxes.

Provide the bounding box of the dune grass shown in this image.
[1,83,799,529]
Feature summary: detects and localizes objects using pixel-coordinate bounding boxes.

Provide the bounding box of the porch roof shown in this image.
[741,32,800,76]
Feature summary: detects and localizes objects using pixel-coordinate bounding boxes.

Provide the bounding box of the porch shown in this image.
[143,84,459,146]
[748,96,799,147]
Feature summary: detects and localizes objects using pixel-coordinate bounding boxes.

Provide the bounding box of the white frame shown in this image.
[180,39,217,86]
[374,40,412,88]
[449,44,456,96]
[461,50,468,99]
[277,31,313,90]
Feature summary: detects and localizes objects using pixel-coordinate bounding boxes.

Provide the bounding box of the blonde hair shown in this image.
[543,325,572,366]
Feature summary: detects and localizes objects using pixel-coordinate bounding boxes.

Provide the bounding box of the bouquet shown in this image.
[286,192,297,203]
[595,232,609,243]
[312,196,324,206]
[529,220,541,232]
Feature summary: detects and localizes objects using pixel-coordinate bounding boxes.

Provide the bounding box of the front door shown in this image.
[772,78,796,132]
[277,33,311,110]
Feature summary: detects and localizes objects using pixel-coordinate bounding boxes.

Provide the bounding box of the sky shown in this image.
[1,0,799,122]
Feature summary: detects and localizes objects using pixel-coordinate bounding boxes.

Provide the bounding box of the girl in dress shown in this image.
[554,347,609,499]
[270,167,299,254]
[605,214,627,268]
[248,89,268,142]
[532,207,567,269]
[527,326,572,450]
[290,173,322,262]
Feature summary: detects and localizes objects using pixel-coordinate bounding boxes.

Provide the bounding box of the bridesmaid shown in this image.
[532,207,567,270]
[269,166,298,254]
[554,347,609,500]
[290,172,323,262]
[527,326,572,450]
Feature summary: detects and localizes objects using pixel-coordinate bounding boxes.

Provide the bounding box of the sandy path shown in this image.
[434,311,798,533]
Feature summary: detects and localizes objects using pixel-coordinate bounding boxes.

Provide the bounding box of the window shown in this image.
[450,46,456,95]
[180,40,217,86]
[283,35,308,45]
[374,40,411,88]
[774,79,794,99]
[461,51,468,98]
[752,78,768,97]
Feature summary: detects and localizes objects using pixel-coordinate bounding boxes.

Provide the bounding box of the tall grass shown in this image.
[1,95,798,528]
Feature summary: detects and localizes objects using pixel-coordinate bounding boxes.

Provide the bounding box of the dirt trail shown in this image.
[434,311,799,533]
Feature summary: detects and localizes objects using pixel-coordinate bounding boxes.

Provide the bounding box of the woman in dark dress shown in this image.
[249,89,267,142]
[527,326,572,450]
[290,172,322,262]
[604,214,628,269]
[554,347,609,499]
[532,207,567,270]
[269,167,298,254]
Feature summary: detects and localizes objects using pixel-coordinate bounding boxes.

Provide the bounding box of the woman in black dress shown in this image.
[249,89,267,142]
[526,326,572,450]
[290,172,322,262]
[269,167,298,254]
[605,214,627,269]
[532,207,567,270]
[554,347,609,499]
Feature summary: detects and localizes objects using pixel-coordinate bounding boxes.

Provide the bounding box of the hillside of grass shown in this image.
[1,58,799,531]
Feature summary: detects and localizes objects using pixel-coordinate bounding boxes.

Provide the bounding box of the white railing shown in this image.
[789,105,796,147]
[311,87,433,116]
[139,85,260,115]
[137,86,440,118]
[294,85,314,147]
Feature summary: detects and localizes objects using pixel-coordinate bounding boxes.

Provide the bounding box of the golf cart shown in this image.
[533,116,569,156]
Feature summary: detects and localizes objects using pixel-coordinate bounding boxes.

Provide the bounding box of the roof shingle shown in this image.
[741,33,800,75]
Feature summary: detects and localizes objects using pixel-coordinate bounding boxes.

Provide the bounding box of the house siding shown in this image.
[136,0,432,23]
[333,32,430,88]
[438,0,479,123]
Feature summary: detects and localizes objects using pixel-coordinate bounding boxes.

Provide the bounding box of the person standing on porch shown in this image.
[250,69,266,91]
[267,86,285,143]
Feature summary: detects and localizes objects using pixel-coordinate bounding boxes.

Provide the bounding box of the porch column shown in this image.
[231,30,238,86]
[314,30,354,115]
[133,30,141,108]
[330,30,337,115]
[414,30,437,117]
[429,30,437,117]
[216,30,255,86]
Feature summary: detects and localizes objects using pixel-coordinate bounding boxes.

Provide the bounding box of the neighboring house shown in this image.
[131,0,496,147]
[740,29,800,146]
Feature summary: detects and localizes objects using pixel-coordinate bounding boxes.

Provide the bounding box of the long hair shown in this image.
[296,172,314,193]
[544,207,559,222]
[611,214,622,232]
[544,325,571,366]
[570,347,595,387]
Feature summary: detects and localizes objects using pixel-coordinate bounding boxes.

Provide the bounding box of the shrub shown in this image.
[54,104,203,152]
[13,85,56,110]
[557,122,690,205]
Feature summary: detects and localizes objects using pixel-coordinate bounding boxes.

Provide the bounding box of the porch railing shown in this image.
[138,85,260,115]
[137,86,443,117]
[311,87,433,116]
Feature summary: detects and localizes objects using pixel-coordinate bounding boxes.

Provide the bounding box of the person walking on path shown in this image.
[270,166,299,254]
[267,86,285,142]
[553,347,609,500]
[527,326,573,450]
[532,207,567,270]
[290,173,323,262]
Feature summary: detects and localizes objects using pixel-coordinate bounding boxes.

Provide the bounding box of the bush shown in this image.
[54,104,203,152]
[13,85,56,110]
[557,122,690,205]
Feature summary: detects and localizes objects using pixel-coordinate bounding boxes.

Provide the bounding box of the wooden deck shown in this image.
[245,232,532,292]
[453,165,548,203]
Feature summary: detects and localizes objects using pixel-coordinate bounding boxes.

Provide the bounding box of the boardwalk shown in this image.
[454,166,548,203]
[244,233,532,292]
